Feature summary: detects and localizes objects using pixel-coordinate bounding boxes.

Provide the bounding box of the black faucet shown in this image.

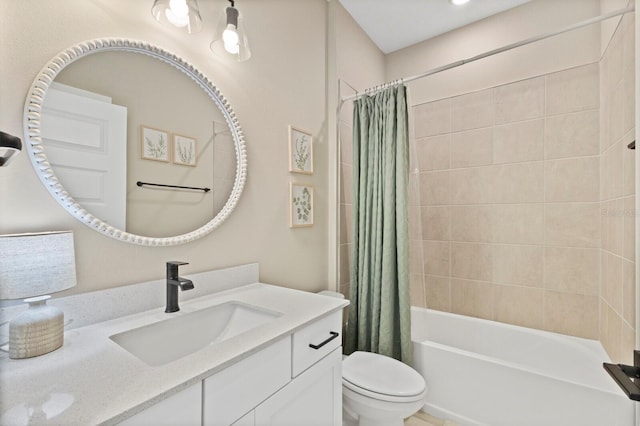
[165,261,194,313]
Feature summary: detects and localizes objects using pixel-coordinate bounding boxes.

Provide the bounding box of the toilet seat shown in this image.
[342,351,426,403]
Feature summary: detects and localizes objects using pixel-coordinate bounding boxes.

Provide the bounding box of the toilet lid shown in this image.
[342,351,425,398]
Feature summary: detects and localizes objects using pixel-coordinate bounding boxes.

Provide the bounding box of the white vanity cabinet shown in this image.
[254,347,342,425]
[117,381,201,426]
[205,311,343,426]
[117,310,343,426]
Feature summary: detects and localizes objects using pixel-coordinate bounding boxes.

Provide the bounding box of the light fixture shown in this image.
[151,0,203,34]
[450,0,471,5]
[210,0,251,62]
[0,131,22,167]
[0,231,77,359]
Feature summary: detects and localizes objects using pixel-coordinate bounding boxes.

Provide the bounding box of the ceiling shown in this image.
[338,0,532,54]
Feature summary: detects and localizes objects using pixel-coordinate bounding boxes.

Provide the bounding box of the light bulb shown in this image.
[450,0,470,5]
[223,24,240,54]
[165,0,189,27]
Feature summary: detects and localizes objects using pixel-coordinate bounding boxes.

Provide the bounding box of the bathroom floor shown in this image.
[405,410,459,426]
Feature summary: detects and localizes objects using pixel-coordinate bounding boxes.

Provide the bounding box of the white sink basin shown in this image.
[110,301,281,366]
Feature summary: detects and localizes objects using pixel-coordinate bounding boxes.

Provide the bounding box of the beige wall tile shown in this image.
[623,132,635,196]
[493,244,543,287]
[451,128,493,168]
[543,291,599,339]
[416,135,450,171]
[494,119,544,164]
[450,166,492,205]
[622,322,635,365]
[423,241,450,277]
[420,171,449,205]
[608,82,625,146]
[602,251,623,314]
[410,239,424,275]
[606,199,624,257]
[546,63,599,115]
[339,243,351,286]
[495,76,545,124]
[493,204,544,244]
[422,206,450,241]
[544,247,599,295]
[450,278,493,320]
[410,273,426,308]
[493,285,543,329]
[450,205,492,243]
[451,242,492,282]
[622,259,635,326]
[603,305,623,363]
[544,110,599,160]
[600,298,608,346]
[623,196,635,261]
[425,275,450,312]
[340,163,353,204]
[607,25,624,88]
[414,99,451,138]
[544,156,599,202]
[340,121,353,166]
[545,202,600,248]
[493,161,544,203]
[451,89,494,132]
[605,141,624,200]
[340,204,352,244]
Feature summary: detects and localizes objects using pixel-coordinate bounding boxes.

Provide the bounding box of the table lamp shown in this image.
[0,231,77,359]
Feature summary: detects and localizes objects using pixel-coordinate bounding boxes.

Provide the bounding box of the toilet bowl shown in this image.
[341,351,426,426]
[316,291,426,426]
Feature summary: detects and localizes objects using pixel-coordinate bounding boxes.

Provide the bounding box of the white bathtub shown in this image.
[411,307,634,426]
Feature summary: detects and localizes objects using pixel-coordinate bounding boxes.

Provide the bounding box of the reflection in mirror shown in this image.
[24,39,246,245]
[42,51,235,238]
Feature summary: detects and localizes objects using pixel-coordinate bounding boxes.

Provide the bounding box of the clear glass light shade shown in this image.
[211,7,251,62]
[151,0,203,34]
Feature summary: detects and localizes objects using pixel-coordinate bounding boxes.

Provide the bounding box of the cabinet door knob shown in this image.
[309,331,339,350]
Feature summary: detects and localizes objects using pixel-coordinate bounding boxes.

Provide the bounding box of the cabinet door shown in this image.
[255,347,342,426]
[203,337,291,426]
[117,381,201,426]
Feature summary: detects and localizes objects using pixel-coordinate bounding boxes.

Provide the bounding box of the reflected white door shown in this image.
[41,83,128,230]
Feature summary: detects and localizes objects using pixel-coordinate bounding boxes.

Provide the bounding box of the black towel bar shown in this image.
[136,181,211,192]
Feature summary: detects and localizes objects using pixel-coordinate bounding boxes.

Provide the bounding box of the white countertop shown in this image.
[0,282,348,425]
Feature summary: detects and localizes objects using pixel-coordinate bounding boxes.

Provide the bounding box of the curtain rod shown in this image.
[340,4,635,103]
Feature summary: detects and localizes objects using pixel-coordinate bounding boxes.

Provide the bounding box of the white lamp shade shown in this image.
[0,231,77,300]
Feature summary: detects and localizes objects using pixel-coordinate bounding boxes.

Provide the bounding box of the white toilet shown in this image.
[317,291,427,426]
[342,351,426,426]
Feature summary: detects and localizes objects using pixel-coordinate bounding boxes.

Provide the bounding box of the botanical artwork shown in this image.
[141,126,170,162]
[290,182,314,227]
[173,134,197,167]
[288,126,313,174]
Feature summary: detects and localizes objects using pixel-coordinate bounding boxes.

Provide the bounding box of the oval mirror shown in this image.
[23,39,247,246]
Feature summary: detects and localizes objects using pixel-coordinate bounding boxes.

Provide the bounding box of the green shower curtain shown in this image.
[345,85,412,364]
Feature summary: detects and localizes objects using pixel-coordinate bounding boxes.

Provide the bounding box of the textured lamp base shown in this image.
[9,295,64,359]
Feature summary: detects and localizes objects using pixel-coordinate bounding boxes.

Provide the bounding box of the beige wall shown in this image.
[334,1,386,298]
[386,0,601,105]
[0,0,329,295]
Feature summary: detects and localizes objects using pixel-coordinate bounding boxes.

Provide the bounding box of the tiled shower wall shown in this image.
[413,62,603,339]
[411,16,635,363]
[599,13,635,364]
